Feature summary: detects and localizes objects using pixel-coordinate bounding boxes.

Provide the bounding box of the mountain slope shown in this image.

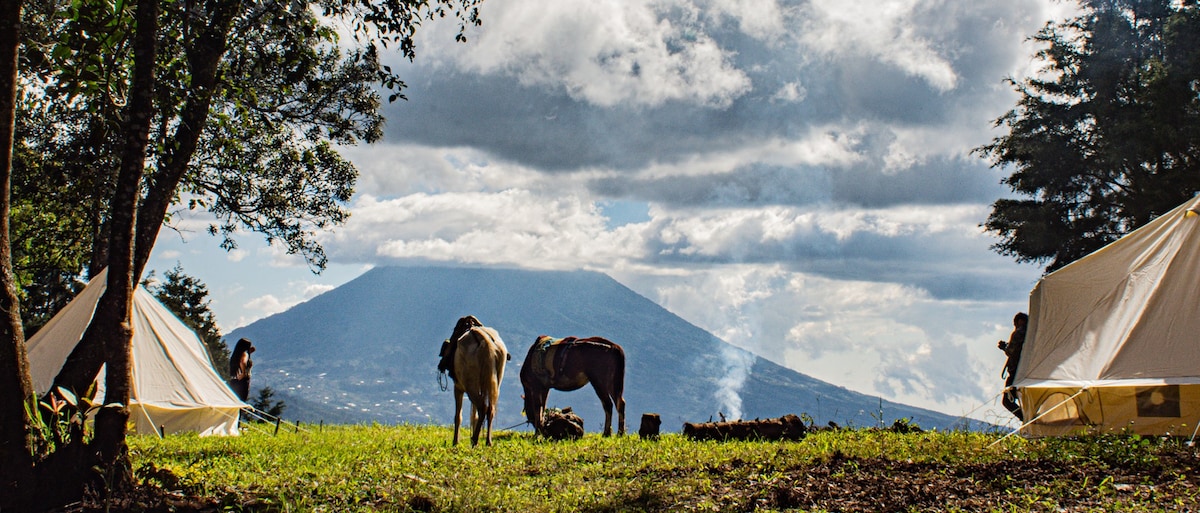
[228,266,971,432]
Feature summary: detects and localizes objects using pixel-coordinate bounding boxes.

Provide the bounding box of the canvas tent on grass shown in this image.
[27,270,247,436]
[1016,195,1200,436]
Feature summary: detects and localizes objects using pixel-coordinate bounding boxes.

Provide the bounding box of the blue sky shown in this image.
[146,0,1082,425]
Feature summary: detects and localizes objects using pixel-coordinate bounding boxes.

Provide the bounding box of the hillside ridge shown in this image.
[228,266,971,431]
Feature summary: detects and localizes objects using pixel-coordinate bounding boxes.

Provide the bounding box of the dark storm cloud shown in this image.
[378,0,1038,179]
[636,205,1037,301]
[831,156,1010,208]
[587,154,1006,209]
[384,70,748,171]
[589,164,835,207]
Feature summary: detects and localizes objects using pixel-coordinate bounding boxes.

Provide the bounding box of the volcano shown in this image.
[227,266,971,432]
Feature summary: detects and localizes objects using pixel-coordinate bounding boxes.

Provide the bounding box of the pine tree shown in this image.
[977,0,1200,271]
[146,264,230,378]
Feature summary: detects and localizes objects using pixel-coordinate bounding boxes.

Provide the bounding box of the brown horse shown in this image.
[520,335,626,437]
[446,315,508,446]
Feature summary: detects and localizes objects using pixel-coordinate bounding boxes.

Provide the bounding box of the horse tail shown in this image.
[610,343,627,434]
[611,343,626,402]
[488,331,506,416]
[481,329,505,416]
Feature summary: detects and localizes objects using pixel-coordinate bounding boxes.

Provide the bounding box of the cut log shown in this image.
[639,413,662,440]
[682,414,807,441]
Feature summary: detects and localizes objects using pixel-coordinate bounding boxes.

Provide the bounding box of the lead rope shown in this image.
[498,420,531,431]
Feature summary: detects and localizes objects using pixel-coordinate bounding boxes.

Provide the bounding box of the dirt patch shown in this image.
[683,448,1200,512]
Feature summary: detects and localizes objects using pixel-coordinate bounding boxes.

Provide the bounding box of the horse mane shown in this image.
[570,337,622,350]
[535,335,620,351]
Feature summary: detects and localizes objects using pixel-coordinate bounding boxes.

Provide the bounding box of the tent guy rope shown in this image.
[988,387,1088,448]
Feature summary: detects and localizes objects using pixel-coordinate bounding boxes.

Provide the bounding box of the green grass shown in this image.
[128,424,1200,512]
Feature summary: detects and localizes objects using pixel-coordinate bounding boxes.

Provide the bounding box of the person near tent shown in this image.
[27,268,246,436]
[229,338,255,402]
[997,312,1027,421]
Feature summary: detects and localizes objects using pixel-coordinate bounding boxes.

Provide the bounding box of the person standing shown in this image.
[228,338,255,402]
[998,312,1028,421]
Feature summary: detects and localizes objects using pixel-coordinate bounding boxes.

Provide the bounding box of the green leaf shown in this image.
[56,386,80,408]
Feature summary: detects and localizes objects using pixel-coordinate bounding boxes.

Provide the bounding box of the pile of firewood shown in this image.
[682,414,808,441]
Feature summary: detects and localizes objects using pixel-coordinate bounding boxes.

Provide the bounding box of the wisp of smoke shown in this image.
[715,345,756,420]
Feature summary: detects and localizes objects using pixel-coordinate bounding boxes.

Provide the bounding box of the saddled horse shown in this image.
[444,315,509,446]
[520,335,626,437]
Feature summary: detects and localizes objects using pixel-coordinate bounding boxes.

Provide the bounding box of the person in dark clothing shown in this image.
[998,312,1028,421]
[228,338,255,402]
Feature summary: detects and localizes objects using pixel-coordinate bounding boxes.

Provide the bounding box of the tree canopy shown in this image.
[977,0,1200,272]
[0,0,484,507]
[9,0,481,355]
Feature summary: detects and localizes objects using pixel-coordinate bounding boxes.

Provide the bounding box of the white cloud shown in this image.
[705,0,789,41]
[337,189,981,279]
[326,191,646,269]
[647,202,993,263]
[338,144,548,198]
[303,283,338,299]
[638,123,870,180]
[798,0,959,91]
[645,265,788,349]
[770,81,807,104]
[433,0,753,107]
[226,248,248,263]
[244,294,289,316]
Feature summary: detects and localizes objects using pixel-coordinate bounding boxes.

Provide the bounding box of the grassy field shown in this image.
[122,422,1200,512]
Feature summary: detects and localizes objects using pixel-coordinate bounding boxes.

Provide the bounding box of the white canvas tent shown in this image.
[1017,195,1200,436]
[27,270,246,436]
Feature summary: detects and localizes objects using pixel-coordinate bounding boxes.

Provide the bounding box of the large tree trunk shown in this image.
[52,0,238,397]
[134,0,239,278]
[54,0,238,397]
[0,0,36,507]
[88,0,159,495]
